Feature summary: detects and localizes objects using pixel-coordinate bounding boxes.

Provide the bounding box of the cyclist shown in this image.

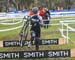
[28,7,42,50]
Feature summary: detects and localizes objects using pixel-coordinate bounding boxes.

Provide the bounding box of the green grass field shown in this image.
[0,17,75,60]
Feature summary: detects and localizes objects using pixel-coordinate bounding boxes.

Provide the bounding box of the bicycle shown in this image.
[19,16,40,50]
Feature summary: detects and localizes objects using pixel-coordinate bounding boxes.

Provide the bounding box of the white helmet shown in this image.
[32,7,39,14]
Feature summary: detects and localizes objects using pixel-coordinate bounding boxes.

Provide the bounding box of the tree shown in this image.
[64,0,73,9]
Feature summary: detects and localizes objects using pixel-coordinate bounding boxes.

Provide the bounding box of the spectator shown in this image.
[43,8,51,28]
[39,7,45,19]
[29,9,34,16]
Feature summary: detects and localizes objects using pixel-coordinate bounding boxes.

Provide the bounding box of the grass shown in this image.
[0,28,21,41]
[0,17,75,60]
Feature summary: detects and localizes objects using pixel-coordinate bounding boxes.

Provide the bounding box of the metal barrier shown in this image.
[59,20,75,43]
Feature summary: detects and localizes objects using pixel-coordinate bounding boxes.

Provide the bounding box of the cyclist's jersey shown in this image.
[30,15,42,32]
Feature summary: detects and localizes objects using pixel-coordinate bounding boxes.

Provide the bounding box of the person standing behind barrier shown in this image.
[29,9,34,16]
[28,7,42,50]
[43,8,51,28]
[39,7,45,19]
[39,7,46,27]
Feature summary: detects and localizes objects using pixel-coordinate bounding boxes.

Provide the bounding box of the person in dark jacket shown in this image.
[43,8,51,28]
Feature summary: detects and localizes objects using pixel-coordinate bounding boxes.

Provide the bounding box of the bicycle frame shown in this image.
[19,17,30,46]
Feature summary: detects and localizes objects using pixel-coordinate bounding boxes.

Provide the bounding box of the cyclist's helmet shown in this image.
[32,7,39,14]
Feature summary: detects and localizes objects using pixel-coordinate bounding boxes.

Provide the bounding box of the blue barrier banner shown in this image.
[0,9,75,19]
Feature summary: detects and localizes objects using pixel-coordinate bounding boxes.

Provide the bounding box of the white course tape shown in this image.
[0,25,23,32]
[0,20,22,25]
